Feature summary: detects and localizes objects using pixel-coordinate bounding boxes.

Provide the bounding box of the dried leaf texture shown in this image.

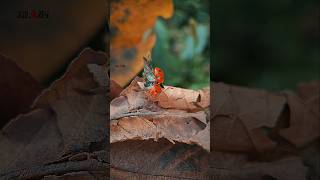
[110,77,210,179]
[110,77,210,151]
[110,0,174,86]
[0,49,108,179]
[297,81,320,118]
[211,82,320,153]
[279,91,320,147]
[212,82,286,153]
[111,139,210,180]
[0,54,42,127]
[210,81,320,180]
[210,152,307,180]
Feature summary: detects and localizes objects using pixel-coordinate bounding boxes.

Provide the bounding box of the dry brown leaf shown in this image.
[110,80,124,99]
[210,151,307,180]
[297,81,320,118]
[110,0,174,86]
[43,171,106,180]
[0,48,107,179]
[110,77,210,151]
[111,139,210,180]
[212,115,255,152]
[155,86,210,111]
[279,91,320,147]
[210,82,320,179]
[0,54,42,127]
[212,82,286,153]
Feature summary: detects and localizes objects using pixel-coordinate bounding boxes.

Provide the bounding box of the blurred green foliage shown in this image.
[151,0,210,90]
[212,0,319,91]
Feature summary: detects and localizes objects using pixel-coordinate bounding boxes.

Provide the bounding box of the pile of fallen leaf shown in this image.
[110,77,210,179]
[109,79,319,180]
[0,49,108,179]
[111,77,210,149]
[211,81,320,180]
[1,49,319,179]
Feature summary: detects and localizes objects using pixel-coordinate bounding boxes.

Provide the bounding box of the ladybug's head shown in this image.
[153,67,164,84]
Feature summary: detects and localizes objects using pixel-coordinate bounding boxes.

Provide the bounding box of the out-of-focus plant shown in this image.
[211,0,319,91]
[151,0,210,89]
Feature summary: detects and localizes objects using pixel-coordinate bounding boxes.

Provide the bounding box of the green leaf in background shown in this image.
[151,0,210,90]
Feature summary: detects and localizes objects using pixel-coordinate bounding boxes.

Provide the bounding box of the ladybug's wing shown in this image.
[143,58,152,73]
[143,58,156,88]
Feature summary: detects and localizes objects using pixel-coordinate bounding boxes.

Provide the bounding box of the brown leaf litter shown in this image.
[110,77,210,152]
[0,48,108,179]
[211,82,320,153]
[0,54,43,127]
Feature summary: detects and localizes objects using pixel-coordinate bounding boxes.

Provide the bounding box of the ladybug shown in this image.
[153,67,164,84]
[148,83,162,97]
[143,56,165,97]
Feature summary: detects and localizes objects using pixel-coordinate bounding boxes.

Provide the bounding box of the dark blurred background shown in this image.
[212,0,319,91]
[0,0,107,86]
[152,0,210,90]
[0,0,107,127]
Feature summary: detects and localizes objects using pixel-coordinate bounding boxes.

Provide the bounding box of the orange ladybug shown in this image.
[153,67,164,84]
[143,56,165,97]
[148,83,162,97]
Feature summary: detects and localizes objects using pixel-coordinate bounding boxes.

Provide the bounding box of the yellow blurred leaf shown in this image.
[110,0,173,86]
[0,0,106,82]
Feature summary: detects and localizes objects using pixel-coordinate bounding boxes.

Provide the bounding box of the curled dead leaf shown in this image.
[0,48,108,179]
[110,80,124,99]
[155,86,210,111]
[297,81,320,118]
[279,91,320,147]
[0,54,42,127]
[212,82,286,153]
[110,77,210,151]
